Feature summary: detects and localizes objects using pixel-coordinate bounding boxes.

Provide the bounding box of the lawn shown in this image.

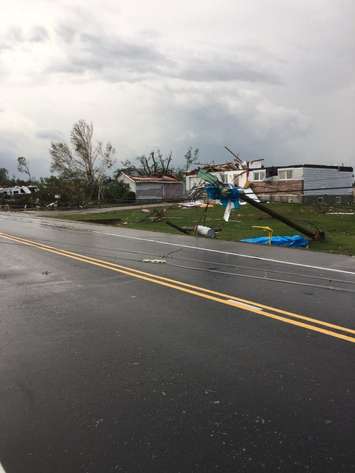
[56,202,355,256]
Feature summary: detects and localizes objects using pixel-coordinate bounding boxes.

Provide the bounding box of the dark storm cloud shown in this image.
[50,26,281,86]
[156,88,311,166]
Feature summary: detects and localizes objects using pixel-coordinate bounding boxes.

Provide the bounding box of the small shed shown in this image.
[117,173,183,201]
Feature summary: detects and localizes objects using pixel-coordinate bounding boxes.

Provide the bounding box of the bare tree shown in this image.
[50,120,116,200]
[118,149,174,177]
[184,147,199,171]
[17,156,32,181]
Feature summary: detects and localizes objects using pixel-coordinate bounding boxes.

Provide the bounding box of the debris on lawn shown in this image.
[195,225,216,238]
[327,212,354,215]
[150,208,167,222]
[179,200,204,208]
[141,208,151,213]
[179,200,215,209]
[241,235,310,248]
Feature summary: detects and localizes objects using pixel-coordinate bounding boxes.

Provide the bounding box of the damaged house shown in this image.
[186,163,354,204]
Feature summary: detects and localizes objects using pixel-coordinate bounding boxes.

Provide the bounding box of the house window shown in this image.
[253,171,265,181]
[278,169,293,180]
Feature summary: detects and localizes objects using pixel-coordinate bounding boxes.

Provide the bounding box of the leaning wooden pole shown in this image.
[239,192,325,241]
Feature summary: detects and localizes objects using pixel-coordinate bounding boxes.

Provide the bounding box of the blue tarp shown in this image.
[240,235,310,248]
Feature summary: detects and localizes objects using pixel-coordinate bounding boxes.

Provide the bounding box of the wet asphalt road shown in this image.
[0,212,355,473]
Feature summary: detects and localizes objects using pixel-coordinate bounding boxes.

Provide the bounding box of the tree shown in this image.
[17,156,32,181]
[184,147,199,171]
[0,168,9,185]
[50,120,116,200]
[37,176,88,207]
[117,149,174,177]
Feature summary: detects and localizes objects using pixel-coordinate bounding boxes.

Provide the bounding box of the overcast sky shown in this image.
[1,0,354,177]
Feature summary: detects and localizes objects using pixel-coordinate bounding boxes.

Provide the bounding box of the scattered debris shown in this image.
[46,202,58,209]
[195,225,216,239]
[141,208,151,213]
[143,258,166,264]
[94,418,104,428]
[327,212,354,215]
[179,200,215,209]
[179,200,204,208]
[150,208,167,222]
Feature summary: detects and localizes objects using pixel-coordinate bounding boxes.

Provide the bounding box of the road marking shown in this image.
[1,231,355,345]
[93,230,355,276]
[0,463,7,473]
[227,300,261,311]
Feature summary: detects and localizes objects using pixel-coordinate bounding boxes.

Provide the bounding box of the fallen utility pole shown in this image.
[239,192,325,241]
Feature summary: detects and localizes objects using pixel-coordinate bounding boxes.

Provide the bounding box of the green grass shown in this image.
[56,203,355,256]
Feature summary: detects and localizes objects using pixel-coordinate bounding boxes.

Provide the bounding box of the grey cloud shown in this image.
[177,58,281,85]
[0,27,23,51]
[51,26,280,86]
[49,30,171,81]
[0,26,49,53]
[0,150,17,175]
[56,24,76,44]
[153,87,311,167]
[29,26,49,43]
[7,27,24,43]
[36,129,64,141]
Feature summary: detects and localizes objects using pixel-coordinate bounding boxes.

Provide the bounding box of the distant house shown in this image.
[249,164,354,204]
[117,173,183,201]
[186,163,354,204]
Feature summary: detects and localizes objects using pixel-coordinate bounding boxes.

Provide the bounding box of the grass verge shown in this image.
[54,202,355,256]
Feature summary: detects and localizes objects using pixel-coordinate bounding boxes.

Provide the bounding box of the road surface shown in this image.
[0,212,354,473]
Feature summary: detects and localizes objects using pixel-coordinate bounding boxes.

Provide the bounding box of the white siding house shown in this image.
[249,165,354,203]
[117,173,183,201]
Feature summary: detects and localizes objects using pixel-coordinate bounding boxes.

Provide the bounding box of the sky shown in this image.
[0,0,354,177]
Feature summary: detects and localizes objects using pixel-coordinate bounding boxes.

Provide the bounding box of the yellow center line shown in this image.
[1,231,355,345]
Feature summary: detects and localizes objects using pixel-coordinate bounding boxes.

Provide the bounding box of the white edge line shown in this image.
[0,462,7,473]
[92,230,355,276]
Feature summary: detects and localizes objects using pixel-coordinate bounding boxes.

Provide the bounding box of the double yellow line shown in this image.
[1,231,355,344]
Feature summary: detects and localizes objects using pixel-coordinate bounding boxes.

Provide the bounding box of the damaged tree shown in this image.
[50,120,116,201]
[119,149,174,177]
